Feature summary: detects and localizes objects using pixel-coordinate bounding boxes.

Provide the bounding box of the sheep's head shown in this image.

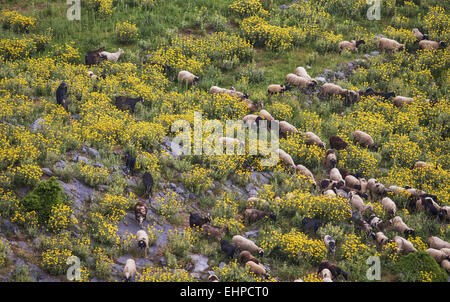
[193,76,200,84]
[257,248,264,257]
[137,240,146,249]
[284,85,292,92]
[118,48,124,54]
[439,41,447,49]
[356,39,365,47]
[405,229,416,237]
[422,34,429,40]
[269,213,277,221]
[398,44,405,51]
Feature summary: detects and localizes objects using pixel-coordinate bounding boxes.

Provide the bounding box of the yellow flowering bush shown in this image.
[97,193,133,223]
[41,248,73,275]
[181,166,212,194]
[0,10,36,32]
[48,204,78,232]
[78,163,110,187]
[136,266,196,282]
[10,163,42,186]
[93,247,114,279]
[153,191,183,221]
[229,0,269,18]
[116,21,139,43]
[88,0,115,17]
[0,237,10,267]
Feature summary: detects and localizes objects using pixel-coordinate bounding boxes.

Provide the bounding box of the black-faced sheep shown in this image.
[142,172,154,197]
[325,149,337,169]
[178,70,200,86]
[267,84,291,96]
[100,48,124,62]
[418,40,447,50]
[392,96,414,107]
[246,261,267,276]
[115,96,144,113]
[381,197,397,216]
[392,216,415,237]
[285,73,317,90]
[123,258,136,282]
[239,250,260,264]
[439,206,449,223]
[412,28,428,41]
[136,229,149,257]
[125,153,136,175]
[232,235,264,256]
[323,235,336,254]
[338,39,365,53]
[330,168,344,182]
[295,164,316,186]
[244,209,276,224]
[294,66,315,81]
[189,212,211,228]
[377,37,405,52]
[279,121,298,138]
[56,81,69,111]
[220,239,237,259]
[134,201,148,228]
[317,261,348,281]
[370,231,391,249]
[345,175,361,191]
[275,148,296,170]
[208,274,219,282]
[352,131,377,151]
[301,217,323,233]
[329,135,348,150]
[201,223,228,241]
[304,131,326,149]
[428,236,450,250]
[366,178,388,200]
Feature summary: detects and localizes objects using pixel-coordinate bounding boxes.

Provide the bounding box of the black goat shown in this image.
[189,212,211,228]
[56,81,68,111]
[142,172,154,197]
[329,135,348,150]
[301,217,323,233]
[125,153,136,175]
[220,239,237,259]
[85,47,106,66]
[363,88,396,100]
[115,96,144,113]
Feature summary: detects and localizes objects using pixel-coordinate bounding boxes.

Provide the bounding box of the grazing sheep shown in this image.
[414,161,432,169]
[352,131,377,151]
[232,235,264,256]
[295,164,316,186]
[319,83,348,99]
[294,67,318,85]
[330,168,344,182]
[325,149,337,169]
[323,235,336,254]
[441,259,450,273]
[189,212,211,228]
[319,179,344,191]
[345,175,362,191]
[244,209,276,224]
[412,28,428,41]
[242,114,258,126]
[125,153,136,175]
[136,229,149,257]
[142,172,154,197]
[338,39,365,52]
[392,216,415,237]
[220,239,237,259]
[201,223,228,241]
[267,84,291,96]
[392,96,414,107]
[439,206,449,223]
[218,137,245,149]
[366,178,387,200]
[134,201,148,228]
[426,248,449,263]
[428,236,450,250]
[56,81,69,112]
[178,70,200,85]
[371,231,391,249]
[244,99,264,113]
[285,73,316,88]
[275,148,296,169]
[246,261,267,276]
[320,268,333,280]
[317,261,348,281]
[115,96,144,113]
[210,85,249,100]
[259,109,274,122]
[239,250,260,264]
[279,121,299,138]
[123,258,136,282]
[304,132,326,149]
[418,40,447,50]
[349,191,373,214]
[100,48,124,62]
[394,236,417,255]
[381,197,397,216]
[387,185,407,196]
[85,47,106,65]
[377,37,405,52]
[302,217,323,233]
[329,135,348,150]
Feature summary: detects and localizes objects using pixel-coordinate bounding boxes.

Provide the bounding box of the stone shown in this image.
[42,168,53,176]
[82,146,101,159]
[30,119,44,132]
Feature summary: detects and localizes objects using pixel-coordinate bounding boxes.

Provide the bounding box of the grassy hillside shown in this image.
[0,0,449,282]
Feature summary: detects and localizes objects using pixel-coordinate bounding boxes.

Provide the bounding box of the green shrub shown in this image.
[393,251,448,282]
[21,177,63,225]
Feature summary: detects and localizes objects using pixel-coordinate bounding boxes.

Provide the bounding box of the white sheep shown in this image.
[267,84,290,96]
[136,229,149,257]
[279,121,298,137]
[87,71,97,79]
[412,28,428,41]
[242,114,259,126]
[304,131,326,149]
[426,248,449,263]
[349,191,373,214]
[100,48,124,62]
[381,197,397,216]
[392,216,415,237]
[394,236,417,255]
[319,83,348,99]
[352,131,377,151]
[345,175,361,190]
[418,40,446,50]
[392,96,414,107]
[377,37,405,52]
[285,73,316,89]
[123,258,136,282]
[275,148,296,169]
[259,109,274,121]
[324,189,337,196]
[320,268,333,280]
[323,235,336,254]
[325,149,337,169]
[441,259,450,273]
[374,231,390,248]
[294,67,316,82]
[218,137,245,149]
[232,235,264,256]
[295,164,316,185]
[428,236,450,250]
[178,70,200,85]
[338,39,365,52]
[330,168,344,182]
[246,261,267,276]
[414,161,432,169]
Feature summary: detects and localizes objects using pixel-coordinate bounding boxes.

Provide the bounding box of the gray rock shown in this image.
[55,160,67,170]
[82,146,101,159]
[92,162,105,169]
[245,230,259,238]
[42,168,53,176]
[1,219,20,235]
[30,119,44,132]
[335,71,345,79]
[279,4,290,10]
[58,179,94,214]
[72,155,89,164]
[248,189,259,197]
[370,51,380,56]
[364,54,371,60]
[190,254,209,272]
[315,76,326,83]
